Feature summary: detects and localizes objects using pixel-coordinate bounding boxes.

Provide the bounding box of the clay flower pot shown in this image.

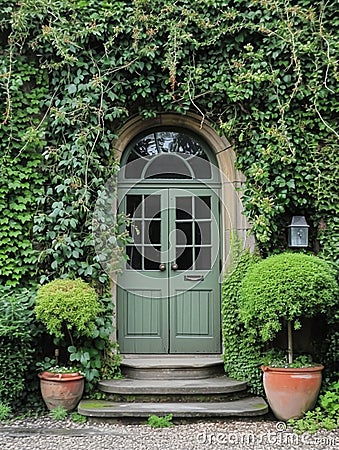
[261,364,324,421]
[39,370,85,411]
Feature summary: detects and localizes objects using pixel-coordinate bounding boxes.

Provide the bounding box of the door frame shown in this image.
[109,112,254,353]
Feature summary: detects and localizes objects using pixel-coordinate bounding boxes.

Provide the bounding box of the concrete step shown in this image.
[81,354,269,420]
[99,375,247,399]
[121,354,224,379]
[78,397,269,419]
[99,375,247,403]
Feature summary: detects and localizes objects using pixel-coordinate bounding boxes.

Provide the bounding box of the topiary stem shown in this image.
[287,320,293,364]
[67,327,74,349]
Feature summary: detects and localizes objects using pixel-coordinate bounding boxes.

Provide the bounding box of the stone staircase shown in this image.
[78,355,268,420]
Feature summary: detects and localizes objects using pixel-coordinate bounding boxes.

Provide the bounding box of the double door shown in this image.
[117,186,221,353]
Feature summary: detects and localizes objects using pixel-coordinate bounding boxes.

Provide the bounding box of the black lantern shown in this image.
[288,216,309,248]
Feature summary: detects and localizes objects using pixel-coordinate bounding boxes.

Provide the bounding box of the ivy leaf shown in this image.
[67,84,77,94]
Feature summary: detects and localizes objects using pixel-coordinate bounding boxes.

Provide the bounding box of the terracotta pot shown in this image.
[261,364,324,421]
[39,371,85,411]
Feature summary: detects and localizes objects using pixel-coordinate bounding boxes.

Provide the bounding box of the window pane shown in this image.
[189,155,211,179]
[195,221,211,245]
[130,220,142,244]
[176,222,192,245]
[144,195,161,218]
[126,195,142,218]
[126,245,142,270]
[144,220,161,244]
[134,133,158,156]
[145,154,191,179]
[176,197,192,220]
[195,196,211,219]
[195,247,211,270]
[144,246,161,270]
[176,247,193,270]
[125,152,147,179]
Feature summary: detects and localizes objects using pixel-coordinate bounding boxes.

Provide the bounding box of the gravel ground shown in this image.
[0,415,338,450]
[0,416,339,450]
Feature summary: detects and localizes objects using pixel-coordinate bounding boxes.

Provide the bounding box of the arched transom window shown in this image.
[121,129,217,180]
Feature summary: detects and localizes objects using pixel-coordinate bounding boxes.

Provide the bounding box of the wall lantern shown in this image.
[288,216,309,248]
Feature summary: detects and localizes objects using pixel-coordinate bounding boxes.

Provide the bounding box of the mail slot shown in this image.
[184,275,204,281]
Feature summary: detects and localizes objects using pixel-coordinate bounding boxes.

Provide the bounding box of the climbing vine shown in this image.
[0,57,47,286]
[0,0,338,282]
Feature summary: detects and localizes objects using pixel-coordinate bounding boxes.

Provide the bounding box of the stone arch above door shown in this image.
[113,112,254,264]
[113,112,241,184]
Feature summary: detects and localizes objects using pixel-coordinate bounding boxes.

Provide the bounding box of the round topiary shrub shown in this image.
[35,278,102,340]
[239,252,338,346]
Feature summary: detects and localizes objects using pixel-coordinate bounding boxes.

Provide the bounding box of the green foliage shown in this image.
[35,279,120,391]
[0,0,338,401]
[239,252,338,342]
[71,411,87,424]
[35,278,101,339]
[50,405,68,421]
[0,402,12,421]
[222,239,263,395]
[147,414,173,428]
[289,380,339,432]
[39,365,83,375]
[0,57,47,286]
[223,242,338,393]
[0,286,43,409]
[68,295,122,391]
[0,0,337,287]
[262,349,314,369]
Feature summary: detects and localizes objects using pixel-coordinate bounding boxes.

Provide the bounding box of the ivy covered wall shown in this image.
[0,0,338,287]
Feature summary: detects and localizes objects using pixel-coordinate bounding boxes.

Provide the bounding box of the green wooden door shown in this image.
[117,186,220,353]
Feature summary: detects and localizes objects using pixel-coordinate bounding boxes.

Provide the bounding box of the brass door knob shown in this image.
[159,264,166,271]
[171,263,178,271]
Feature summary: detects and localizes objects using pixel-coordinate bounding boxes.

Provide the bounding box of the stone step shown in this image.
[78,397,269,419]
[99,375,247,400]
[121,354,224,379]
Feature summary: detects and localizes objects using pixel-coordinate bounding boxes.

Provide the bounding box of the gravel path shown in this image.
[0,415,338,450]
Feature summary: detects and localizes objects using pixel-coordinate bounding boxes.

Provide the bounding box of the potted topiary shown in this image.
[239,252,338,421]
[35,278,102,411]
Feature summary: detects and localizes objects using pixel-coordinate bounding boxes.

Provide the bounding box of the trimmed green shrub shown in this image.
[35,279,120,391]
[222,249,338,392]
[239,253,338,344]
[35,278,102,340]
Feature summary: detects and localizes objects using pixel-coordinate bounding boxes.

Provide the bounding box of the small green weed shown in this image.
[0,402,12,421]
[50,405,68,421]
[71,412,87,424]
[147,414,173,428]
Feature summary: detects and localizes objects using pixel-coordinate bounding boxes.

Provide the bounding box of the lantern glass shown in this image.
[288,216,309,248]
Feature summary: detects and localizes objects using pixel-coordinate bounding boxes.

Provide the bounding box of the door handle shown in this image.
[171,263,178,271]
[184,275,204,281]
[159,264,166,271]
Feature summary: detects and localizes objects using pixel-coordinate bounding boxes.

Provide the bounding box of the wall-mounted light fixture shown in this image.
[288,216,309,248]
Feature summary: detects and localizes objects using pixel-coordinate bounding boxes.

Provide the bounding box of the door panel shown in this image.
[118,189,169,353]
[169,189,220,353]
[119,288,168,353]
[117,187,220,354]
[174,290,211,335]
